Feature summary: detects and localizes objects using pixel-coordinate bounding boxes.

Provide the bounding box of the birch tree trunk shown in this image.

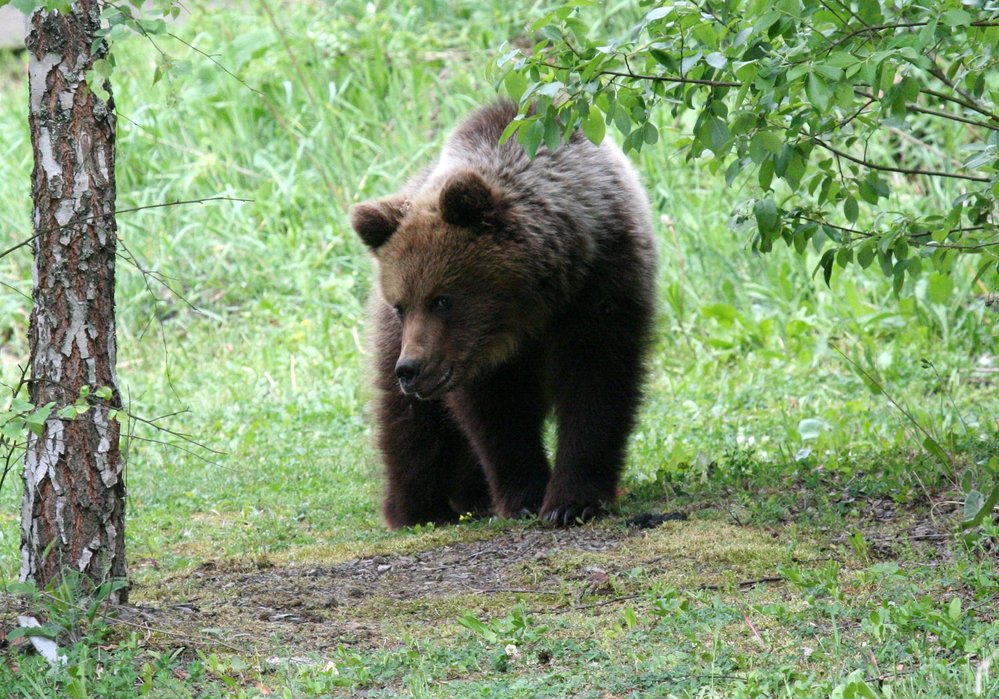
[21,0,127,601]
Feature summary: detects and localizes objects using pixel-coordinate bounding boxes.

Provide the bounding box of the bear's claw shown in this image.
[541,503,601,527]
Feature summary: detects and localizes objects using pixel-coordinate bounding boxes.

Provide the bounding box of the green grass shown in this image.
[1,0,998,696]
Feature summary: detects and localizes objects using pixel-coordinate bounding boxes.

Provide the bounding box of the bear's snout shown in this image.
[394,357,423,393]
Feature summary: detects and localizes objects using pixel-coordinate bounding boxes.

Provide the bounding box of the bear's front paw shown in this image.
[494,486,546,520]
[540,502,604,527]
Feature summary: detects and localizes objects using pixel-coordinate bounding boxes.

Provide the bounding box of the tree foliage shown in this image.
[498,0,999,291]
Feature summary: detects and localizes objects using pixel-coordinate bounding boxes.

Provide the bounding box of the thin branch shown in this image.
[826,19,999,53]
[817,0,851,27]
[0,363,31,496]
[853,89,998,131]
[926,60,984,111]
[811,137,991,182]
[597,67,741,88]
[470,587,564,596]
[546,61,742,88]
[116,236,201,313]
[164,31,339,199]
[115,196,252,216]
[700,576,783,591]
[21,376,227,466]
[0,197,252,261]
[255,0,319,109]
[123,413,225,456]
[798,214,996,249]
[829,0,869,28]
[123,435,226,467]
[924,238,999,251]
[885,125,965,170]
[832,346,953,470]
[921,87,999,125]
[0,278,30,301]
[107,614,247,654]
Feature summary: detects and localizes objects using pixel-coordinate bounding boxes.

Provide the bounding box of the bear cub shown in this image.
[351,101,658,528]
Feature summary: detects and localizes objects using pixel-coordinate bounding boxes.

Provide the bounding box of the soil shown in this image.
[0,497,969,660]
[121,523,645,653]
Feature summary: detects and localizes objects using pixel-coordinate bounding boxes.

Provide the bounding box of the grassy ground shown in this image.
[0,1,997,696]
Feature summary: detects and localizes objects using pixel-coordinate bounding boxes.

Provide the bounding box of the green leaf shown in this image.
[703,117,731,156]
[922,436,949,466]
[702,303,739,323]
[6,624,62,642]
[961,482,999,530]
[964,489,985,522]
[457,613,497,643]
[680,52,702,75]
[26,403,53,436]
[520,119,544,157]
[806,73,832,112]
[857,242,875,269]
[11,398,33,413]
[843,196,858,223]
[857,180,879,205]
[898,76,920,103]
[819,249,835,286]
[843,680,880,699]
[754,198,778,234]
[705,52,727,70]
[797,418,828,441]
[1,418,24,440]
[941,10,972,27]
[543,117,561,151]
[787,64,811,82]
[927,272,952,304]
[836,246,853,268]
[948,597,962,622]
[498,116,523,145]
[813,64,842,82]
[503,70,528,102]
[643,122,659,146]
[758,157,774,190]
[580,107,605,144]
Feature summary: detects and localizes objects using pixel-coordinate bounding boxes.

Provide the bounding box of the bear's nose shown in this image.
[395,358,422,391]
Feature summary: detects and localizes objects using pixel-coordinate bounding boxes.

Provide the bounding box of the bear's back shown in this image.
[418,101,655,272]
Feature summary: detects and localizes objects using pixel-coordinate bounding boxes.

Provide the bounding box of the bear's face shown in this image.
[352,172,531,399]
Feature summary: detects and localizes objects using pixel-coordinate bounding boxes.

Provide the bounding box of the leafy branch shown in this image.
[498,0,999,291]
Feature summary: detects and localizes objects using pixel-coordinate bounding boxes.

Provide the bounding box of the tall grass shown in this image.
[0,0,995,581]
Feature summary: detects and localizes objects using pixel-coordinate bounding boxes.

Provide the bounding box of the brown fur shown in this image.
[352,101,658,528]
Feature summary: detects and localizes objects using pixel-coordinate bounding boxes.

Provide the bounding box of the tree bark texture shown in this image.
[21,0,127,600]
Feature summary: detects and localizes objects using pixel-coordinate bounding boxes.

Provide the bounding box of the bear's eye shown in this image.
[393,304,405,319]
[431,295,453,312]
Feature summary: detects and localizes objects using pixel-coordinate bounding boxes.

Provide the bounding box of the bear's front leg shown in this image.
[376,387,491,529]
[447,354,551,518]
[543,305,650,526]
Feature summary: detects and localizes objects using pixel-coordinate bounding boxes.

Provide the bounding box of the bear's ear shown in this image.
[350,197,406,250]
[439,171,503,229]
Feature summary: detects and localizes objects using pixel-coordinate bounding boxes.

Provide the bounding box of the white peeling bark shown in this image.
[20,0,127,601]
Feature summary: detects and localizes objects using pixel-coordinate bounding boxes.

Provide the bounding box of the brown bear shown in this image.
[350,101,658,528]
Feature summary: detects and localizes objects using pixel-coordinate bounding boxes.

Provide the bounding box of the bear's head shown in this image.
[351,171,541,399]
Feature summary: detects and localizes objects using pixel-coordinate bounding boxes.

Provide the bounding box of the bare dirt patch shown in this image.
[1,498,970,666]
[115,515,807,655]
[126,524,639,652]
